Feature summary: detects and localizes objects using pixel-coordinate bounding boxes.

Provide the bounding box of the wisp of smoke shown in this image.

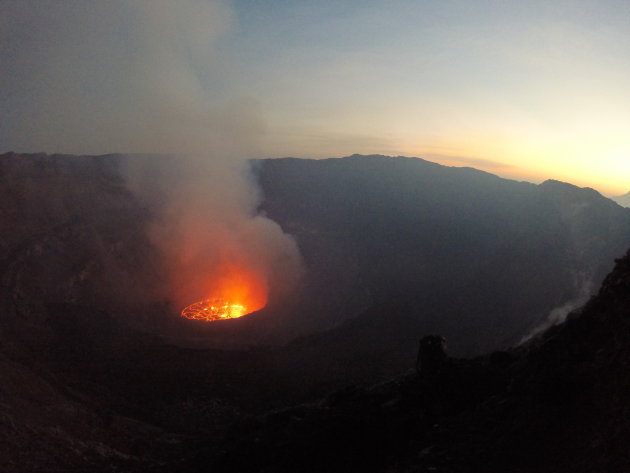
[519,276,594,344]
[0,0,303,313]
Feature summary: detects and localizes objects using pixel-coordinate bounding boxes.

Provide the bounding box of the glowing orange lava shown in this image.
[180,263,267,322]
[181,297,250,321]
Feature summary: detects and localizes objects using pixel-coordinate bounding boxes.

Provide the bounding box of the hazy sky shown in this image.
[2,1,630,194]
[226,0,630,194]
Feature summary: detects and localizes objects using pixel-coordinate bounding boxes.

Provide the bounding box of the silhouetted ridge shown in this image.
[257,154,630,355]
[539,178,610,202]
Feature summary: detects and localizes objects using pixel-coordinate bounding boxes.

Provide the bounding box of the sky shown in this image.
[2,0,630,194]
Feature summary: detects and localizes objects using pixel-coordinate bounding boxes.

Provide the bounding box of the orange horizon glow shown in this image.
[407,138,630,196]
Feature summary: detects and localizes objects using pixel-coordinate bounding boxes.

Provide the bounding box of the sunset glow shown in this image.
[2,1,630,195]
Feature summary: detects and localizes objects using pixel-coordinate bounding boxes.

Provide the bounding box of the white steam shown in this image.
[0,1,303,310]
[519,276,594,344]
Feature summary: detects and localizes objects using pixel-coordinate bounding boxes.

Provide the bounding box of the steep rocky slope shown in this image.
[200,248,630,473]
[0,152,164,356]
[2,152,630,472]
[0,352,180,473]
[257,155,630,355]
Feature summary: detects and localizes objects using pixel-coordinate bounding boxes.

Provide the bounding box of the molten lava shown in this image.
[180,263,267,322]
[181,297,251,321]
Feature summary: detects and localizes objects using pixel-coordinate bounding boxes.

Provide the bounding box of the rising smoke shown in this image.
[0,1,303,312]
[519,275,594,345]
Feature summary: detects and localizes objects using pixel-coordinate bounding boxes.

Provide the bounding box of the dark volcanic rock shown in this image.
[197,248,630,473]
[3,152,630,472]
[0,352,182,473]
[0,152,164,355]
[256,155,630,355]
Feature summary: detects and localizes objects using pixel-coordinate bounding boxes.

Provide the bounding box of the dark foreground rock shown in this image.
[183,249,630,473]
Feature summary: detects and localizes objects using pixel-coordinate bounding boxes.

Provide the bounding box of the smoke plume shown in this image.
[0,1,303,311]
[519,276,594,345]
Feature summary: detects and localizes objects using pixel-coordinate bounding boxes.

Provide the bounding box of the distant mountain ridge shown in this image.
[256,154,630,355]
[1,152,629,357]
